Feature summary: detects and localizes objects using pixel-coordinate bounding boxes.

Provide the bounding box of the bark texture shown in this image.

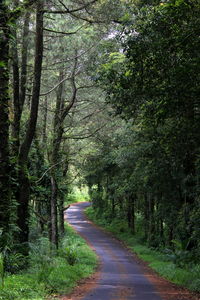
[0,2,11,248]
[50,57,77,246]
[16,0,44,250]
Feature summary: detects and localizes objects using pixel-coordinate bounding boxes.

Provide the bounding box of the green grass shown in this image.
[0,225,97,300]
[85,206,200,293]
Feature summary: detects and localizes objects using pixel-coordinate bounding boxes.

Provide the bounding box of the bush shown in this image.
[59,246,79,265]
[0,225,97,299]
[4,252,27,274]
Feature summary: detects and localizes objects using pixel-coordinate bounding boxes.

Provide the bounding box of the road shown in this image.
[65,202,163,300]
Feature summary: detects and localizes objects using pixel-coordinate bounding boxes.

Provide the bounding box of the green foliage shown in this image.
[0,61,6,68]
[59,246,79,266]
[85,206,200,292]
[66,186,90,204]
[0,226,97,299]
[4,251,26,274]
[0,274,45,300]
[84,0,200,265]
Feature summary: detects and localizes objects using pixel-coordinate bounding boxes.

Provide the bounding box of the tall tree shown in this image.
[0,0,34,250]
[16,0,44,251]
[96,0,200,248]
[11,8,30,155]
[0,1,11,249]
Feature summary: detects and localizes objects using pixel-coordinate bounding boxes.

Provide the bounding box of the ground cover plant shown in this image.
[85,206,200,293]
[0,225,97,300]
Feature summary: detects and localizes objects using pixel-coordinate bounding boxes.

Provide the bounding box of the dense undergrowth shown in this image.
[0,225,97,300]
[85,206,200,293]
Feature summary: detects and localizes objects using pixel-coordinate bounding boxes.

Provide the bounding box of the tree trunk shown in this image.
[20,11,30,111]
[143,193,148,240]
[59,196,65,237]
[147,195,155,247]
[0,2,11,249]
[111,197,115,218]
[127,194,135,234]
[42,96,48,148]
[50,176,58,248]
[49,70,65,246]
[11,26,20,154]
[19,1,43,163]
[11,4,30,155]
[50,123,64,247]
[16,165,30,253]
[47,197,52,242]
[50,131,63,247]
[49,56,77,246]
[16,1,44,251]
[59,159,69,236]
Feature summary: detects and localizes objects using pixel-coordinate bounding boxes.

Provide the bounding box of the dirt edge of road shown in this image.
[57,202,200,300]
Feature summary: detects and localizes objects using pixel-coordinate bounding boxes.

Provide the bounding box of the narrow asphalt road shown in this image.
[65,202,162,300]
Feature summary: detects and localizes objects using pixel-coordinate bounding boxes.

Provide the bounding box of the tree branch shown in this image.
[63,205,70,211]
[61,53,78,122]
[27,71,80,97]
[43,0,98,14]
[77,83,96,90]
[63,124,106,140]
[36,159,67,183]
[43,25,84,35]
[43,43,98,67]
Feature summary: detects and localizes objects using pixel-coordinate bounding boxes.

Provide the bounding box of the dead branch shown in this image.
[63,205,70,211]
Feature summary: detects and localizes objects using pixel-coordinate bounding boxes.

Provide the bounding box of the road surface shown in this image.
[65,202,163,300]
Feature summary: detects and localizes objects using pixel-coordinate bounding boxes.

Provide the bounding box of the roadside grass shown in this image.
[0,225,97,300]
[85,206,200,293]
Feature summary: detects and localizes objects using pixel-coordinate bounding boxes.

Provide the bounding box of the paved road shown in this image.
[66,202,162,300]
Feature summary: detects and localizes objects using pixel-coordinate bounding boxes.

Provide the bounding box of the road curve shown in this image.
[65,202,162,300]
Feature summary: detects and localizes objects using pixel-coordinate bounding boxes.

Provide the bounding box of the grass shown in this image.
[0,225,97,300]
[85,206,200,293]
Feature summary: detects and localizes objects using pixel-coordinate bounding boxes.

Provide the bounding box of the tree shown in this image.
[94,0,200,249]
[16,0,44,252]
[0,0,35,250]
[0,1,11,249]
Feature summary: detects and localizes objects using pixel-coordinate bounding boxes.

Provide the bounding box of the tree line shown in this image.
[84,0,200,260]
[0,0,126,259]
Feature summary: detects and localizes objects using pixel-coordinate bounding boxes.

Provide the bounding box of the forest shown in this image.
[0,0,200,299]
